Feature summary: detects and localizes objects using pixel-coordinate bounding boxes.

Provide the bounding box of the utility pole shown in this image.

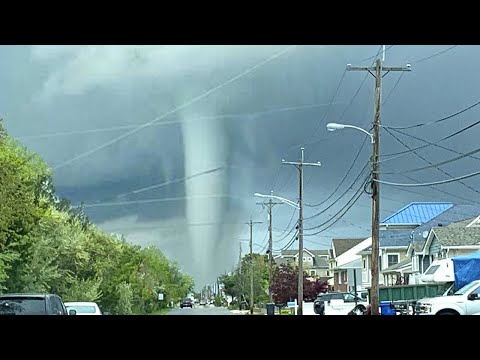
[346,55,411,315]
[238,242,243,309]
[257,193,283,303]
[245,220,262,315]
[282,147,321,315]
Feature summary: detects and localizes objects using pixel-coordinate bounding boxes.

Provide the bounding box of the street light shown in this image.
[326,123,374,144]
[254,192,303,314]
[326,121,379,314]
[254,193,300,209]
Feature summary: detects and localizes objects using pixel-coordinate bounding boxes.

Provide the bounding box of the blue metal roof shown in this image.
[381,202,453,225]
[411,204,480,241]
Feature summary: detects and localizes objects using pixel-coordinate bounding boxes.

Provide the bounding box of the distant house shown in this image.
[327,238,370,292]
[406,204,480,283]
[358,202,454,287]
[273,249,330,279]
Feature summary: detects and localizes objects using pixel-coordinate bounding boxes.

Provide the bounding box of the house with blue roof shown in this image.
[357,202,454,288]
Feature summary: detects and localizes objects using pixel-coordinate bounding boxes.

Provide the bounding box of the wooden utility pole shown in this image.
[257,194,282,303]
[346,57,411,315]
[282,147,321,315]
[245,220,262,315]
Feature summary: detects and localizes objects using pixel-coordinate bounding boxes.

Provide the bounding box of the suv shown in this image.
[0,293,72,315]
[313,292,365,315]
[180,298,193,308]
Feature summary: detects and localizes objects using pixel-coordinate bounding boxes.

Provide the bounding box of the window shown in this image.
[424,265,440,275]
[310,270,316,276]
[50,296,64,315]
[363,259,366,270]
[387,254,399,268]
[66,305,96,314]
[0,297,46,315]
[342,271,347,282]
[303,257,306,261]
[308,257,312,261]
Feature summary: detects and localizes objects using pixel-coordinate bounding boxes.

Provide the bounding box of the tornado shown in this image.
[181,109,231,286]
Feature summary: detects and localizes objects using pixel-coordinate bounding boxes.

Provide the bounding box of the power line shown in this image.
[381,146,480,175]
[379,117,480,161]
[16,101,346,141]
[52,45,297,170]
[82,194,240,208]
[116,167,224,198]
[304,181,367,236]
[390,127,480,162]
[382,127,480,198]
[274,208,297,238]
[376,170,480,187]
[382,72,405,106]
[382,98,480,130]
[304,174,370,232]
[304,161,370,220]
[358,45,394,63]
[304,46,382,207]
[413,45,459,64]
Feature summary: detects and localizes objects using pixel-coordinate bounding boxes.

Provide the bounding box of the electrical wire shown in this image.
[358,45,394,63]
[304,174,370,232]
[382,98,480,130]
[382,127,480,197]
[304,182,367,236]
[274,208,297,238]
[380,146,480,175]
[304,161,370,220]
[413,45,459,64]
[52,45,297,170]
[390,127,480,162]
[379,117,480,161]
[375,171,480,187]
[382,72,405,106]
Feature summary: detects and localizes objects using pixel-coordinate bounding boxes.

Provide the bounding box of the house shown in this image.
[327,238,371,292]
[273,248,330,279]
[406,204,480,284]
[358,202,454,288]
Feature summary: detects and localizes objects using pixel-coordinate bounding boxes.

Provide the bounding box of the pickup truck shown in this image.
[0,293,74,315]
[415,279,480,315]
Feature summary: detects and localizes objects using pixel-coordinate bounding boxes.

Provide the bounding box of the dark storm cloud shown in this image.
[2,45,480,286]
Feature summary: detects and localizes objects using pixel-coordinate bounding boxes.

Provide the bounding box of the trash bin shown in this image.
[266,303,275,315]
[380,301,396,315]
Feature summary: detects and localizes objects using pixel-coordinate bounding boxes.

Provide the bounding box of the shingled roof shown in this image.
[332,238,365,257]
[432,225,480,247]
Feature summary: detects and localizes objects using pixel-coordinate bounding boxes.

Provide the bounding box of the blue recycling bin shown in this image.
[380,301,396,315]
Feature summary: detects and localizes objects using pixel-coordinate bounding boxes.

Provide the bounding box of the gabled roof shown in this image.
[310,249,330,257]
[381,202,453,225]
[330,258,362,271]
[332,238,366,257]
[358,230,412,253]
[280,249,327,258]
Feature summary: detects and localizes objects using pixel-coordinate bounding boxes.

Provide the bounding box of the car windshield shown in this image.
[66,305,96,314]
[454,282,480,295]
[0,298,46,315]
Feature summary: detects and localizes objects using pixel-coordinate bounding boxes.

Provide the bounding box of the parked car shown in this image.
[180,298,193,308]
[313,292,366,315]
[0,293,72,315]
[65,301,103,315]
[199,299,207,306]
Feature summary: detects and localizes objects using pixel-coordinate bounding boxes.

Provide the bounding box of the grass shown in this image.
[151,308,172,315]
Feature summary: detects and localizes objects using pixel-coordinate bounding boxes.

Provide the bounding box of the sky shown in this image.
[2,45,480,287]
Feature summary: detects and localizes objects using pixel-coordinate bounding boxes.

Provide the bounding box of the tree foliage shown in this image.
[0,121,194,314]
[270,264,328,304]
[219,253,270,305]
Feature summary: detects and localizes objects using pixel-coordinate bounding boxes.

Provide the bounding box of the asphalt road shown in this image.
[167,305,240,315]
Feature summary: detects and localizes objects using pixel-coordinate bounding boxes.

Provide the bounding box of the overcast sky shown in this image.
[2,45,480,286]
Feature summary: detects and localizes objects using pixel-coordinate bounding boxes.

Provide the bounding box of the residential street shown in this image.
[167,305,243,315]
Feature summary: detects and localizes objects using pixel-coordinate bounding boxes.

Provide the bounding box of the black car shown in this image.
[180,298,193,308]
[0,293,73,315]
[313,292,364,315]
